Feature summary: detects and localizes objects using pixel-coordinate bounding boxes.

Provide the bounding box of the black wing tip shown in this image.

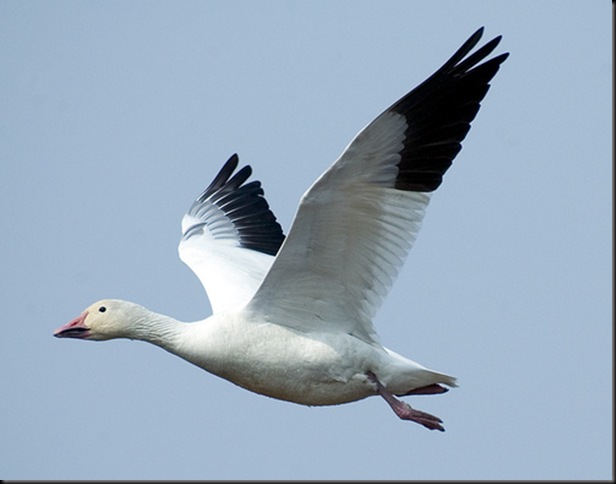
[222,153,241,176]
[460,26,485,51]
[452,28,507,72]
[186,154,286,256]
[390,28,508,193]
[224,153,239,169]
[433,28,507,79]
[493,51,510,63]
[468,26,504,50]
[470,26,485,43]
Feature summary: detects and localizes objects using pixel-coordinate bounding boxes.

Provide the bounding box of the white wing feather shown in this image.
[178,155,285,314]
[245,112,430,343]
[179,215,275,314]
[179,28,508,337]
[244,30,508,342]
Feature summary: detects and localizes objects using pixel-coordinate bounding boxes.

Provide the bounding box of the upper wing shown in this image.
[244,28,509,343]
[178,154,285,314]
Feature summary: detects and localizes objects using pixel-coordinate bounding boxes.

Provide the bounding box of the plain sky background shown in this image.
[1,1,611,480]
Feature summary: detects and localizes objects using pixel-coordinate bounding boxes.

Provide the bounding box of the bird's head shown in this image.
[54,299,146,341]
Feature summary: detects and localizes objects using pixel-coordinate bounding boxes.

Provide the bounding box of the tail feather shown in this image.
[383,347,458,394]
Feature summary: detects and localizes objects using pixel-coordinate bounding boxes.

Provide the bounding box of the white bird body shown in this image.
[55,28,508,431]
[98,300,454,406]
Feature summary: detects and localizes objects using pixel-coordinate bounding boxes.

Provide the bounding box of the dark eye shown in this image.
[99,306,107,313]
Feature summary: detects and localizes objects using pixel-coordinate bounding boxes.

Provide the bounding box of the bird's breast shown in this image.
[178,318,378,406]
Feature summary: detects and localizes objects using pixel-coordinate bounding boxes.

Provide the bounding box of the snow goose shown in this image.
[54,27,508,431]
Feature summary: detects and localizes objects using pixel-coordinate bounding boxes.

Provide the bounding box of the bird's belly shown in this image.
[186,322,377,406]
[227,366,373,406]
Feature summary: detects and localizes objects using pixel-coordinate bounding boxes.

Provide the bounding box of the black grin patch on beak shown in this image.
[54,327,90,338]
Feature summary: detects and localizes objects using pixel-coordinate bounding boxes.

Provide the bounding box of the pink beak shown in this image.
[54,311,91,339]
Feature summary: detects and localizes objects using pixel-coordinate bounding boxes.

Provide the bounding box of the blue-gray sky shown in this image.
[1,1,611,480]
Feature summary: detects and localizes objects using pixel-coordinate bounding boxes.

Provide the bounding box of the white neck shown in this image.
[128,309,186,351]
[126,307,222,375]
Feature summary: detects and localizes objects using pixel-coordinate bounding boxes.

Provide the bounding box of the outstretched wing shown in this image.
[244,28,509,343]
[179,154,285,314]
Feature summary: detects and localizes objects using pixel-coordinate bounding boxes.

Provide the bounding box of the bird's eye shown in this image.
[99,306,107,313]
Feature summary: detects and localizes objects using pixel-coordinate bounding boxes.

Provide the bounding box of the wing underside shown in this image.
[178,154,285,314]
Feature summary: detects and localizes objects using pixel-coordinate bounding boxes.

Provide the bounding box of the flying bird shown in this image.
[55,27,508,431]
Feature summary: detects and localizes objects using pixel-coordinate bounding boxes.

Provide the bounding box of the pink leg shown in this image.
[366,372,446,432]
